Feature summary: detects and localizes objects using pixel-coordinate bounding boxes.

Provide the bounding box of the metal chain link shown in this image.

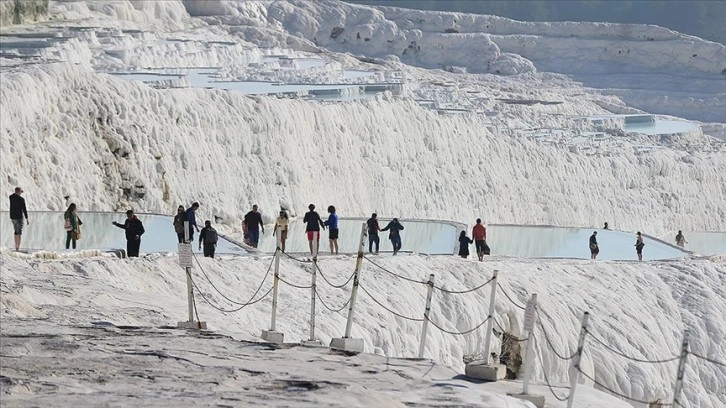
[363,256,427,285]
[426,315,492,336]
[316,263,355,289]
[433,277,494,295]
[278,276,313,289]
[192,249,273,306]
[585,327,680,364]
[359,284,424,322]
[315,288,351,313]
[189,274,273,313]
[532,333,571,402]
[497,282,526,310]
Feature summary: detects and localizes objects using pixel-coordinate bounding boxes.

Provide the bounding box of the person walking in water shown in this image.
[273,209,289,253]
[64,203,81,250]
[366,213,381,254]
[244,204,265,248]
[199,220,218,258]
[303,204,325,255]
[324,205,339,255]
[589,231,599,260]
[675,230,687,248]
[472,218,488,261]
[113,210,145,257]
[9,187,29,251]
[173,205,187,243]
[635,231,645,261]
[458,230,473,259]
[381,217,404,255]
[186,202,200,242]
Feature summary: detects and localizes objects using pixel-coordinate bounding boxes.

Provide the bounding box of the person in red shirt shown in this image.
[472,218,489,261]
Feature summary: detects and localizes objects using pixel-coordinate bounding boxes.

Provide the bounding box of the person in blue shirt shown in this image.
[381,218,404,255]
[186,202,200,242]
[324,205,339,254]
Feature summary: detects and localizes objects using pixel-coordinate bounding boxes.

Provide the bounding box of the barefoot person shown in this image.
[675,230,687,248]
[273,209,289,253]
[9,187,29,251]
[324,205,339,255]
[381,217,404,255]
[589,231,599,260]
[472,218,488,261]
[458,230,473,259]
[64,203,81,250]
[635,231,645,261]
[303,204,325,255]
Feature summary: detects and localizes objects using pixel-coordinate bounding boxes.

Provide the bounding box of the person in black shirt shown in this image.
[589,231,599,260]
[112,210,145,257]
[173,205,187,243]
[381,218,404,255]
[458,230,473,259]
[199,220,218,258]
[243,204,265,248]
[9,187,29,251]
[303,204,325,254]
[366,213,381,254]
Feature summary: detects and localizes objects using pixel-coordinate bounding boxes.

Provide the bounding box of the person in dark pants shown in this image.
[303,204,325,255]
[589,231,599,260]
[243,204,265,248]
[64,203,81,250]
[173,205,187,243]
[366,213,381,254]
[472,218,488,261]
[381,218,404,255]
[324,205,339,255]
[113,210,145,257]
[186,202,200,242]
[199,220,218,258]
[9,187,29,251]
[635,231,645,261]
[458,230,473,259]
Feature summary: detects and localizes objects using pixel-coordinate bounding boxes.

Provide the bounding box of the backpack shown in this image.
[204,228,218,245]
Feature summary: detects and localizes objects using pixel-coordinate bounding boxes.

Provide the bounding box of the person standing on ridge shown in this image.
[458,230,473,259]
[64,203,81,250]
[472,218,488,261]
[366,213,381,254]
[9,187,29,251]
[675,230,687,248]
[303,204,325,255]
[589,231,599,260]
[324,205,339,255]
[199,220,218,258]
[381,217,404,255]
[173,205,187,243]
[243,204,265,248]
[113,210,145,257]
[273,209,289,253]
[635,231,645,261]
[186,202,200,242]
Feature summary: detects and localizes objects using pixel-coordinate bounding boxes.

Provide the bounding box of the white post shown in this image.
[309,231,319,341]
[184,220,194,323]
[672,330,689,407]
[344,222,367,338]
[567,312,590,408]
[482,269,499,365]
[418,273,435,358]
[522,294,538,395]
[270,226,282,331]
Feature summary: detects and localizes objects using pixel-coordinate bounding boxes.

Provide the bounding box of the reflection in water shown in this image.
[0,212,245,254]
[255,218,458,255]
[487,225,687,260]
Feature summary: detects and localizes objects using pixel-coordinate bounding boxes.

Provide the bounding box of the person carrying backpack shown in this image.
[199,220,218,258]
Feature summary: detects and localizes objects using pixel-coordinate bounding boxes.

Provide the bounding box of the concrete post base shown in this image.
[329,337,364,353]
[301,339,324,347]
[507,393,545,408]
[260,330,284,344]
[177,321,207,330]
[465,362,506,381]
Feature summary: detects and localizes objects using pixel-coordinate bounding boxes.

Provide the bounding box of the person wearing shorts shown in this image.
[273,210,289,252]
[303,204,325,255]
[9,187,29,251]
[324,205,339,255]
[243,204,265,248]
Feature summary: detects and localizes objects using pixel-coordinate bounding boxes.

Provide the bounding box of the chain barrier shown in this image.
[576,366,674,406]
[426,315,492,336]
[359,284,424,322]
[532,333,571,402]
[535,309,578,361]
[688,352,726,367]
[493,317,529,342]
[188,273,273,313]
[192,250,273,306]
[363,256,427,285]
[497,282,526,310]
[278,276,313,289]
[585,327,681,364]
[316,263,355,289]
[315,288,351,313]
[282,251,313,263]
[433,277,494,295]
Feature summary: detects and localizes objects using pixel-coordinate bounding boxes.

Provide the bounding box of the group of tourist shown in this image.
[7,188,693,261]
